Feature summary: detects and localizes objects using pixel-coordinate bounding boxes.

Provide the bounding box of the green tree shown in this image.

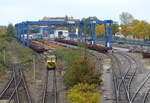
[82,16,99,21]
[121,19,150,40]
[121,25,132,37]
[5,24,15,41]
[96,24,104,35]
[6,24,15,37]
[131,20,150,40]
[120,12,134,25]
[82,16,99,36]
[112,24,119,35]
[65,15,69,21]
[96,24,119,37]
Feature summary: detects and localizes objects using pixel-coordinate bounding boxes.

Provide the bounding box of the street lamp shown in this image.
[32,52,36,82]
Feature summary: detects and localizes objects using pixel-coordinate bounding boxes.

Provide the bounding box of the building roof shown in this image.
[40,17,80,21]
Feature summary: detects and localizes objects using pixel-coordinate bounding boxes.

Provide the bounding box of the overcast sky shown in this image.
[0,0,149,25]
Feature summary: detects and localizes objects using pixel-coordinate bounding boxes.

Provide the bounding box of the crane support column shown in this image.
[26,25,29,46]
[105,23,112,48]
[78,23,84,42]
[90,22,96,44]
[68,24,75,40]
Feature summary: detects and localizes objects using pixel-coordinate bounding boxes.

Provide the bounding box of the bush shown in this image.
[65,57,102,87]
[55,48,102,87]
[68,83,100,103]
[13,41,33,62]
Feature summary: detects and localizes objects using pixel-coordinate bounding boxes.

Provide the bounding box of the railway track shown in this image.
[29,39,150,103]
[112,53,138,103]
[110,52,150,103]
[111,54,129,103]
[42,70,58,103]
[0,63,32,103]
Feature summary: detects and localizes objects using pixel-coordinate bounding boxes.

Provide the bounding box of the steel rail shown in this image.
[118,52,150,103]
[110,54,120,103]
[7,79,22,103]
[42,70,49,103]
[110,52,140,103]
[119,53,138,97]
[116,53,138,102]
[7,64,33,103]
[20,64,33,103]
[141,88,150,103]
[42,70,58,103]
[0,63,33,103]
[111,54,131,102]
[0,65,15,99]
[53,69,58,103]
[13,64,20,103]
[130,72,150,103]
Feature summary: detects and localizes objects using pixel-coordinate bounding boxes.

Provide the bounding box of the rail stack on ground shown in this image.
[143,51,150,58]
[29,39,64,52]
[29,39,49,52]
[55,38,109,53]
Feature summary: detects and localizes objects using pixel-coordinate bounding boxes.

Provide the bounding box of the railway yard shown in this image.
[0,18,150,103]
[0,38,149,103]
[1,0,150,102]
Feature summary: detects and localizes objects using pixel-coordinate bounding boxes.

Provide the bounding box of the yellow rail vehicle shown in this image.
[47,55,56,70]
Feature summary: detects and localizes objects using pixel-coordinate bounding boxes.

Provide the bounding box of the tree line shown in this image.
[0,24,15,49]
[120,12,150,41]
[82,13,150,41]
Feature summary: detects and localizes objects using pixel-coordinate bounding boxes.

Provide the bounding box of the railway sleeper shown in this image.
[117,77,131,79]
[0,90,15,100]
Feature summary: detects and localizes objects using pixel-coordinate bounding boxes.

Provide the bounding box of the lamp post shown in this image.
[3,47,6,63]
[32,52,36,82]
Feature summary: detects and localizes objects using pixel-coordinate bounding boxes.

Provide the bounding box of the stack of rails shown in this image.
[35,40,64,49]
[55,38,109,53]
[142,51,150,58]
[88,44,109,53]
[29,40,49,52]
[29,39,64,52]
